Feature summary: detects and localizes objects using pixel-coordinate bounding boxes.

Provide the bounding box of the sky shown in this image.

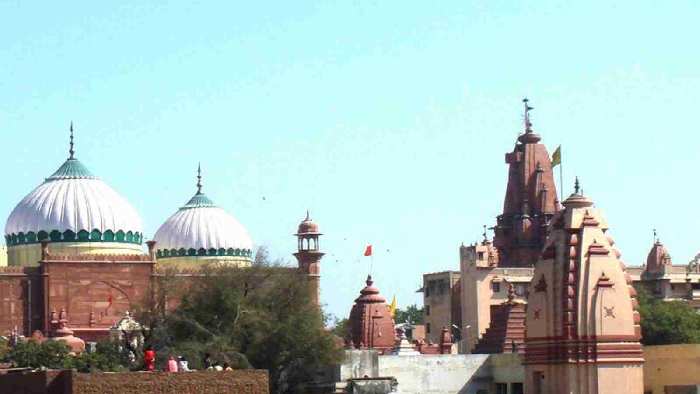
[1,1,699,320]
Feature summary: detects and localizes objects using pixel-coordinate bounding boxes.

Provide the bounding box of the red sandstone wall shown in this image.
[0,267,43,336]
[44,261,154,336]
[0,370,269,394]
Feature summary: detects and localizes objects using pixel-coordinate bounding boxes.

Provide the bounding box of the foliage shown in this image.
[0,337,9,361]
[637,286,700,345]
[394,304,424,325]
[7,340,71,369]
[64,340,132,372]
[141,258,343,394]
[330,317,350,340]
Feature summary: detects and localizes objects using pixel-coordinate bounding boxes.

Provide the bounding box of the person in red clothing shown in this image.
[144,347,156,371]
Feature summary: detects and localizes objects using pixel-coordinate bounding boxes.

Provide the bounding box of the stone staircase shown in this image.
[472,301,526,354]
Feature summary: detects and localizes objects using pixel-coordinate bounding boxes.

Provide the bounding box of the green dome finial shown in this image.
[69,122,75,159]
[197,162,202,194]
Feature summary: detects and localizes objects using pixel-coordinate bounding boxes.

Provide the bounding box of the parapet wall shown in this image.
[0,370,270,394]
[379,354,491,394]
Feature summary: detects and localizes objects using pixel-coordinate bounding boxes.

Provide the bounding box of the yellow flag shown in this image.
[551,145,561,168]
[389,295,397,318]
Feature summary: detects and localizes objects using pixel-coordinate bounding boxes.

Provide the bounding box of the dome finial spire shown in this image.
[574,176,580,195]
[196,163,202,194]
[523,97,534,132]
[69,122,75,159]
[305,209,310,220]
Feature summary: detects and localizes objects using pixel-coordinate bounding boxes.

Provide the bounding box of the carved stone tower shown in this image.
[494,99,559,267]
[293,211,324,306]
[524,184,643,394]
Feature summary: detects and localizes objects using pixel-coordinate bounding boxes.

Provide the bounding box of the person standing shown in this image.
[144,347,156,372]
[167,355,179,372]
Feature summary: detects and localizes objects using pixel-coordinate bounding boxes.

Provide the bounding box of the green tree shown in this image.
[394,304,424,324]
[63,340,131,372]
[7,340,71,369]
[143,260,343,394]
[330,317,350,341]
[638,286,700,345]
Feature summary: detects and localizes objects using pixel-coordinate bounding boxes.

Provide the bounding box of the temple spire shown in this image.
[523,98,534,132]
[69,122,75,159]
[196,163,202,194]
[305,209,310,220]
[574,176,580,195]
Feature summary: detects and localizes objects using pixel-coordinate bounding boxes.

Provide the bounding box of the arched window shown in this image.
[187,248,196,256]
[26,232,37,243]
[178,248,186,256]
[197,248,206,256]
[126,231,134,243]
[116,231,125,242]
[37,231,49,241]
[208,248,217,256]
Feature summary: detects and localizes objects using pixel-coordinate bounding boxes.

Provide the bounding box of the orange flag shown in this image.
[364,245,372,256]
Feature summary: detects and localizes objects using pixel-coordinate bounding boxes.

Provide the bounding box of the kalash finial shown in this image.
[305,209,310,221]
[482,224,488,243]
[69,121,75,159]
[574,176,581,195]
[523,98,534,132]
[196,163,202,194]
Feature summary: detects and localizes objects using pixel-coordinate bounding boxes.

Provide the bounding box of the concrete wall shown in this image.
[333,350,526,394]
[644,344,700,394]
[379,354,490,394]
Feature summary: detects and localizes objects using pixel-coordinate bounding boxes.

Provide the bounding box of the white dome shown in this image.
[4,158,143,246]
[153,191,253,259]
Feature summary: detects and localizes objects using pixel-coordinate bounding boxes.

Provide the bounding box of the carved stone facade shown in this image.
[459,106,557,353]
[524,190,643,394]
[348,276,396,353]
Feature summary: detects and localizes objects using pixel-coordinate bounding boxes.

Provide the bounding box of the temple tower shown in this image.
[494,99,559,267]
[293,211,324,306]
[524,182,643,394]
[348,275,396,353]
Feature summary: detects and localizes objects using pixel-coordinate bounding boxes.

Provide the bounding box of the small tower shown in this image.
[348,275,396,353]
[293,211,324,306]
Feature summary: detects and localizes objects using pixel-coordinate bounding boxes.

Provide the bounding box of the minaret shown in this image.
[524,182,643,394]
[494,98,559,267]
[293,211,324,306]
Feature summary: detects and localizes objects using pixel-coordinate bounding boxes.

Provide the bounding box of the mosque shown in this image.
[0,127,323,340]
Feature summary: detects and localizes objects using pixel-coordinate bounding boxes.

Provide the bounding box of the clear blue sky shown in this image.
[1,1,699,320]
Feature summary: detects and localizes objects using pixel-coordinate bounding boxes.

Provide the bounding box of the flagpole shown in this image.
[560,161,564,201]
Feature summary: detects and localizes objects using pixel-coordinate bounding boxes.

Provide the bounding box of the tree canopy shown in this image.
[637,286,700,345]
[394,304,424,325]
[142,260,343,394]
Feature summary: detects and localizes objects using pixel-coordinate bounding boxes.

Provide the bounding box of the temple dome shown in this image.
[4,157,143,246]
[153,167,253,261]
[296,211,320,235]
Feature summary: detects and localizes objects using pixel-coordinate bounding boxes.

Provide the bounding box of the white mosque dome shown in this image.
[4,143,143,247]
[152,167,253,260]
